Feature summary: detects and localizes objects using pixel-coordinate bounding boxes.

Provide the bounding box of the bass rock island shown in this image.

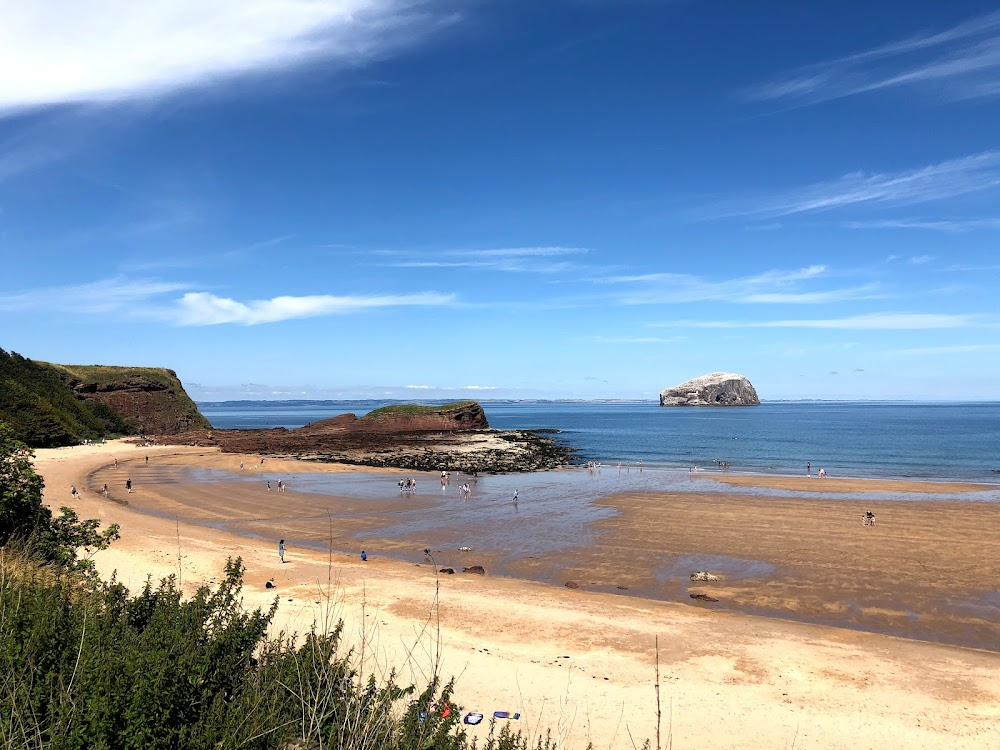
[659,372,760,406]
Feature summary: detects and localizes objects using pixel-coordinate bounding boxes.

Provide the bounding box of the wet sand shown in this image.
[33,443,1000,749]
[89,450,1000,651]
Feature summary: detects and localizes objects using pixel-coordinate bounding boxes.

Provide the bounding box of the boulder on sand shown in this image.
[690,571,721,582]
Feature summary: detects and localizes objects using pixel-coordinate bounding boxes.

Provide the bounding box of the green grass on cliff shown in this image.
[0,348,208,447]
[361,401,477,421]
[0,349,128,447]
[44,362,182,389]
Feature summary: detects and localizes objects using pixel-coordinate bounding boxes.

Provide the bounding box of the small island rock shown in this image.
[660,372,760,407]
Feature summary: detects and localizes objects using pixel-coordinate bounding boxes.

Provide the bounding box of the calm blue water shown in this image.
[198,401,1000,482]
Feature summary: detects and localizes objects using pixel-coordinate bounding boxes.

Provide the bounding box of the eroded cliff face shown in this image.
[53,365,210,435]
[0,348,210,446]
[659,372,760,406]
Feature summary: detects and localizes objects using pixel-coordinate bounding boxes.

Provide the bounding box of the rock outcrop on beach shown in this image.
[659,372,760,407]
[160,401,573,473]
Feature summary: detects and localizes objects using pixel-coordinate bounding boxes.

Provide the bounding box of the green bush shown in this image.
[0,424,119,574]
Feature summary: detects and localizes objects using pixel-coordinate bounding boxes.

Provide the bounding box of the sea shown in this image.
[198,400,1000,483]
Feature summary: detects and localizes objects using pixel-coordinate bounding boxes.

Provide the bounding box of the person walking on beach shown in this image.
[806,461,811,476]
[267,480,271,491]
[71,485,78,498]
[103,483,108,497]
[277,480,284,492]
[113,457,118,469]
[240,461,244,470]
[145,455,149,465]
[512,489,519,504]
[278,539,285,563]
[125,478,132,493]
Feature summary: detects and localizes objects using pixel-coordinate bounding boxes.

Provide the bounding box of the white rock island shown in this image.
[659,372,760,406]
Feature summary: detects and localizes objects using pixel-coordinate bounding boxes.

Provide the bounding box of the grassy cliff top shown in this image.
[1,349,208,446]
[42,363,182,388]
[361,401,477,419]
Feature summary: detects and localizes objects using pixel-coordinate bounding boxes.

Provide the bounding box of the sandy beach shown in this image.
[34,441,1000,749]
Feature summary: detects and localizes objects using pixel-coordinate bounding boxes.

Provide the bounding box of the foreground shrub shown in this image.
[0,554,562,750]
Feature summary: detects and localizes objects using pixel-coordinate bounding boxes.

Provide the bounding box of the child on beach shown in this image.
[278,539,285,563]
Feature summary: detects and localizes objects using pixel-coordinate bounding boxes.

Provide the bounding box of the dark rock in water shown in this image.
[690,593,719,603]
[439,568,455,575]
[463,565,486,575]
[564,581,580,589]
[616,585,628,590]
[660,372,760,407]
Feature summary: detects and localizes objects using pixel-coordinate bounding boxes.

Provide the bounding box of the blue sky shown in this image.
[2,0,1000,401]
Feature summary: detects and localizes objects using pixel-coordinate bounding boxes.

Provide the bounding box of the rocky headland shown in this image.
[158,401,574,473]
[0,348,209,446]
[660,372,760,406]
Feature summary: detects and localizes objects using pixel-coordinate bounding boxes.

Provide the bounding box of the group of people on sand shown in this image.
[398,478,418,493]
[806,462,828,478]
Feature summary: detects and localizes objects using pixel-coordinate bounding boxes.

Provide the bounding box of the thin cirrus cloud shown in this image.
[0,277,191,314]
[404,384,497,390]
[0,276,454,325]
[649,313,992,330]
[746,9,1000,105]
[707,151,1000,220]
[0,144,60,181]
[596,264,883,305]
[891,343,1000,355]
[845,218,1000,232]
[172,291,455,326]
[373,246,588,273]
[0,0,455,116]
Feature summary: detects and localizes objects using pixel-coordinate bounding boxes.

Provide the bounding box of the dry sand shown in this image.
[705,473,997,494]
[34,441,1000,750]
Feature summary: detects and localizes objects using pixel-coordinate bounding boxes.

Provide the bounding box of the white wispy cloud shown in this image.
[0,144,60,180]
[747,10,1000,105]
[908,254,934,265]
[0,276,455,325]
[846,218,1000,232]
[650,312,993,330]
[0,277,190,313]
[0,0,454,116]
[405,384,434,389]
[172,291,455,325]
[708,151,1000,219]
[594,264,882,305]
[461,385,499,390]
[374,246,588,273]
